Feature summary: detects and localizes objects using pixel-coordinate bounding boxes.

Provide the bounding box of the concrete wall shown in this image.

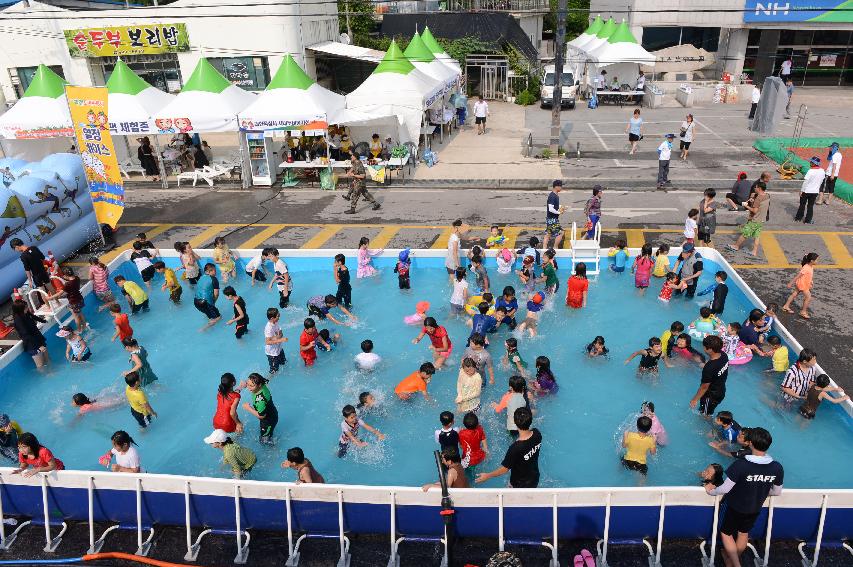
[0,0,339,102]
[591,0,747,28]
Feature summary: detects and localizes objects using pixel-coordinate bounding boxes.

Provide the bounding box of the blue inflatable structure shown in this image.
[0,153,98,299]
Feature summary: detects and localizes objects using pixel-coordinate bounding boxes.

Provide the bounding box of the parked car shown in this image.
[540,66,578,109]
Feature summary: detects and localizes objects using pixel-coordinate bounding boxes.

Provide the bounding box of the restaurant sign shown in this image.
[64,23,190,58]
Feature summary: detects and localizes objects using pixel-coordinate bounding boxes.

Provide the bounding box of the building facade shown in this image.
[590,0,853,85]
[0,0,339,106]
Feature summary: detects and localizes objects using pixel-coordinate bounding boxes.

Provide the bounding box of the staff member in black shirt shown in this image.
[476,407,542,488]
[706,427,783,567]
[690,335,729,416]
[10,238,51,292]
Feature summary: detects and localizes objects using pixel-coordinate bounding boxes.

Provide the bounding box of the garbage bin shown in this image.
[676,85,695,107]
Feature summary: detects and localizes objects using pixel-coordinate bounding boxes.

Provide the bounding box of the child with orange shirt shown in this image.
[394,362,436,400]
[782,252,818,319]
[110,303,133,342]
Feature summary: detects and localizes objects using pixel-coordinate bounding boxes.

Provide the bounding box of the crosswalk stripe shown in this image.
[100,223,175,263]
[624,228,646,248]
[301,225,343,249]
[189,225,236,249]
[431,227,453,250]
[819,233,853,268]
[500,226,523,250]
[235,224,286,249]
[370,226,401,249]
[758,233,789,268]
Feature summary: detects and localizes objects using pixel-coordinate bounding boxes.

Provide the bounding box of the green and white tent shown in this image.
[403,31,458,94]
[420,27,462,75]
[588,20,656,67]
[153,58,255,133]
[0,65,73,139]
[568,15,603,51]
[237,54,345,131]
[574,17,616,55]
[347,40,443,145]
[106,60,174,136]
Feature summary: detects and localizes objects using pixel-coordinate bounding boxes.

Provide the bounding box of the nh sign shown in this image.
[754,2,790,15]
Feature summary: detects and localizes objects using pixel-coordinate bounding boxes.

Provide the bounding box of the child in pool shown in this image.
[355,340,381,371]
[72,393,123,415]
[641,401,668,446]
[106,430,141,473]
[756,302,778,342]
[625,337,664,374]
[394,249,411,289]
[110,303,133,343]
[449,267,469,317]
[316,329,341,352]
[122,338,159,386]
[660,321,684,356]
[356,237,383,278]
[667,334,706,366]
[58,326,90,362]
[530,355,558,396]
[503,337,527,376]
[658,272,687,302]
[516,292,544,337]
[652,244,670,278]
[240,373,278,445]
[299,318,326,366]
[699,463,725,488]
[799,374,849,419]
[765,336,789,374]
[468,298,498,345]
[496,248,516,275]
[622,416,656,476]
[539,248,559,295]
[338,404,385,457]
[395,362,436,401]
[356,391,376,415]
[412,317,453,369]
[469,254,490,294]
[333,254,352,309]
[631,244,654,292]
[689,306,723,336]
[154,261,182,304]
[486,225,506,248]
[722,322,745,359]
[516,255,536,294]
[609,239,629,273]
[213,237,236,284]
[586,336,609,358]
[491,375,530,437]
[709,271,728,315]
[566,262,589,308]
[495,286,519,330]
[404,301,430,326]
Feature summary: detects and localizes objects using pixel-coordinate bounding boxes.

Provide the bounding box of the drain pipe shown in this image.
[434,450,455,566]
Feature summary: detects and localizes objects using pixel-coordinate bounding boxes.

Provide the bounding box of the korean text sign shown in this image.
[64,23,189,57]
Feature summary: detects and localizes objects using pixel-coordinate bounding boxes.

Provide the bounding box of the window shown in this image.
[543,72,574,86]
[99,54,182,93]
[209,57,271,91]
[11,65,64,98]
[641,27,720,52]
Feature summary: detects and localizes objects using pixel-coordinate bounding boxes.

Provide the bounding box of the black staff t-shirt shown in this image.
[701,353,730,400]
[501,428,542,488]
[724,456,784,514]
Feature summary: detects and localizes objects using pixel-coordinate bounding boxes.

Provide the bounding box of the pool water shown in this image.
[2,253,851,489]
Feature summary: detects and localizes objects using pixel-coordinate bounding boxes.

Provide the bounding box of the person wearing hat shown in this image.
[819,142,842,205]
[204,429,257,478]
[794,156,826,224]
[673,243,703,299]
[728,182,770,257]
[657,134,675,189]
[0,414,21,462]
[543,180,566,250]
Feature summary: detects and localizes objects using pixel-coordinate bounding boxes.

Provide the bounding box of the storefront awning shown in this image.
[307,41,385,64]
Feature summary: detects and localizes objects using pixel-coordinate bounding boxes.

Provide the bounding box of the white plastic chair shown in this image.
[119,159,146,180]
[176,164,230,187]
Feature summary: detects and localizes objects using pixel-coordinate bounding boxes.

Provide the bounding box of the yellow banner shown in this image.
[64,23,189,58]
[66,86,125,228]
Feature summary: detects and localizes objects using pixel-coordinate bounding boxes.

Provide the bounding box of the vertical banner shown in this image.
[66,86,124,228]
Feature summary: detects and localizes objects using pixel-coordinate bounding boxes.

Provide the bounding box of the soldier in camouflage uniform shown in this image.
[342,153,381,214]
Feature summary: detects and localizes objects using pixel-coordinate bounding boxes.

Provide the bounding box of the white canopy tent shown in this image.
[587,21,657,67]
[347,40,444,146]
[404,31,459,94]
[0,65,72,141]
[106,59,174,136]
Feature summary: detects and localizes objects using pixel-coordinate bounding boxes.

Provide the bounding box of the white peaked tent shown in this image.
[568,15,603,52]
[404,31,459,94]
[153,58,255,133]
[0,65,72,139]
[347,40,444,145]
[106,59,174,135]
[588,21,657,67]
[237,54,345,130]
[575,17,616,55]
[421,27,462,75]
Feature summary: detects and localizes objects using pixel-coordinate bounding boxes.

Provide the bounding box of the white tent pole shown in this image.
[153,135,168,188]
[239,131,249,189]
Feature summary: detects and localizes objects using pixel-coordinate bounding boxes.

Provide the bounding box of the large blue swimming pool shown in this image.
[1,252,851,489]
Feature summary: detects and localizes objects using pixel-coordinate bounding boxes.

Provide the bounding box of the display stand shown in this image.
[246,132,276,186]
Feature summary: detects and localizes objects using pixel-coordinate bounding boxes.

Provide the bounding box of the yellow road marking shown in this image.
[189,224,235,249]
[300,224,343,249]
[624,228,646,248]
[500,226,522,250]
[370,226,401,249]
[758,233,789,267]
[235,224,286,249]
[431,228,453,250]
[819,233,853,268]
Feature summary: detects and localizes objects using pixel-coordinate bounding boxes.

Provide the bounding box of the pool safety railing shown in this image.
[0,470,852,566]
[569,222,602,275]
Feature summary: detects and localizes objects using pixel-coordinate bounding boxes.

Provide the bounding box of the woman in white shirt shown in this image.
[679,114,696,161]
[445,219,469,283]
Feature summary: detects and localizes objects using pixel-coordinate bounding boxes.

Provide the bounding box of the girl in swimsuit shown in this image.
[356,237,382,278]
[176,241,201,285]
[632,244,654,293]
[668,333,706,365]
[625,337,664,373]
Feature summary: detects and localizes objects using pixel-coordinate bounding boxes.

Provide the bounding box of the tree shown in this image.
[338,0,376,43]
[545,0,589,40]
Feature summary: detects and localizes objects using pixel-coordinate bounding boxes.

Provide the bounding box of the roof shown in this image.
[307,41,385,64]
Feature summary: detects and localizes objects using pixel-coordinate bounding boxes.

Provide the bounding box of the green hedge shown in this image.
[753,137,853,203]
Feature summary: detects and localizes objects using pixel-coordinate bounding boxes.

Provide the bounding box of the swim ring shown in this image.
[687,320,726,341]
[403,301,431,325]
[726,341,754,365]
[465,295,496,316]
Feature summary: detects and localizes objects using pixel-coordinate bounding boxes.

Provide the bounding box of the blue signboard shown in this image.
[744,1,852,23]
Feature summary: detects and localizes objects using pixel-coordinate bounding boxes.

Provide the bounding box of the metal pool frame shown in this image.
[0,247,850,567]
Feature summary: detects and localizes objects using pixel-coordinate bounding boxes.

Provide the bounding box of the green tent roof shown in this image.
[595,17,616,40]
[420,27,444,55]
[22,64,67,99]
[182,58,231,94]
[106,59,151,95]
[586,15,603,36]
[608,21,638,44]
[373,40,415,75]
[403,32,436,63]
[268,54,314,90]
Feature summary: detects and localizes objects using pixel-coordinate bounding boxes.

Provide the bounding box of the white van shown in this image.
[540,65,578,109]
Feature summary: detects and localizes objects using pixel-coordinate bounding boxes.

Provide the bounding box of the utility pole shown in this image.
[550,0,567,154]
[345,1,352,40]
